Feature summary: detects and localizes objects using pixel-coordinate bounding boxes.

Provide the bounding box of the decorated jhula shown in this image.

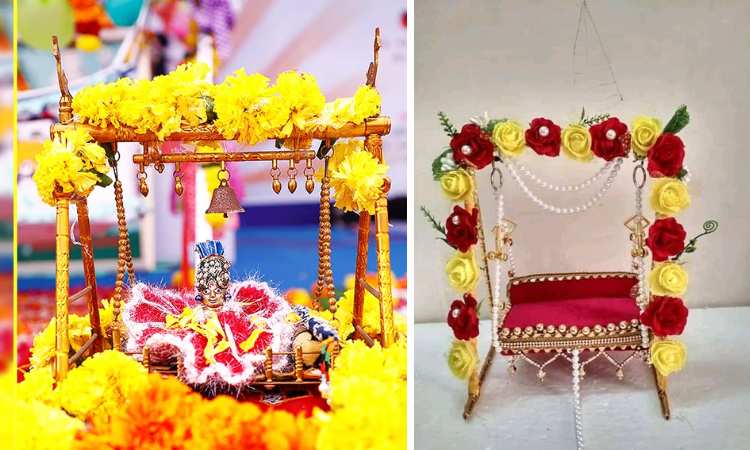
[20,28,405,449]
[425,106,716,447]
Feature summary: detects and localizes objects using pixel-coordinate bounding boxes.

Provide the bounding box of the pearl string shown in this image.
[514,159,614,192]
[492,193,506,353]
[505,157,624,214]
[572,349,584,450]
[634,174,651,352]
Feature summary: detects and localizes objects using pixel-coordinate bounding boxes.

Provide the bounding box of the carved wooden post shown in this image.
[54,194,71,381]
[75,198,103,354]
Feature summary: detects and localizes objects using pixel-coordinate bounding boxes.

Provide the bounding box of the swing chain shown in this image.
[490,160,503,194]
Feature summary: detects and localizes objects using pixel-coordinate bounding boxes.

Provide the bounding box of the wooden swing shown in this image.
[48,29,397,388]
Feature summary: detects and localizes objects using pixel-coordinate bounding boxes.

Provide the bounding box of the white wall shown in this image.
[415,0,750,322]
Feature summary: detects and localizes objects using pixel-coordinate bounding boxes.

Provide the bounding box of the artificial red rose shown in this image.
[647,133,685,178]
[447,293,480,340]
[640,296,689,337]
[450,123,495,169]
[445,206,478,252]
[589,117,629,161]
[646,217,686,261]
[525,117,561,157]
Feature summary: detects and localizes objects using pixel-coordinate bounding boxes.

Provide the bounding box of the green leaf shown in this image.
[580,107,586,121]
[432,148,453,181]
[438,111,458,137]
[482,118,506,136]
[420,205,447,238]
[275,139,284,149]
[677,168,688,180]
[663,105,689,134]
[96,172,113,188]
[685,246,696,253]
[203,95,217,123]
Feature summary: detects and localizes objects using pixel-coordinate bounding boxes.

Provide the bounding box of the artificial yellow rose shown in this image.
[492,120,526,157]
[631,116,662,157]
[650,178,690,216]
[651,339,686,376]
[561,124,593,161]
[649,262,688,296]
[439,169,474,202]
[445,250,479,293]
[447,339,478,380]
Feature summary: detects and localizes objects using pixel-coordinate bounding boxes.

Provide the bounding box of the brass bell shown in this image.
[206,166,245,218]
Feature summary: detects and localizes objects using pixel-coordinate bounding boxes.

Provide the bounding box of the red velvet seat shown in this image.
[498,272,643,353]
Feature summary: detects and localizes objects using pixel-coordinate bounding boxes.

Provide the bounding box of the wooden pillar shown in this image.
[75,198,103,354]
[353,214,370,331]
[54,195,71,381]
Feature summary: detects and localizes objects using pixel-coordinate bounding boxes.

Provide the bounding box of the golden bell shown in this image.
[206,180,245,218]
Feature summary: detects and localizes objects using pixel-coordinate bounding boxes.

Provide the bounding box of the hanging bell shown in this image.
[206,179,245,218]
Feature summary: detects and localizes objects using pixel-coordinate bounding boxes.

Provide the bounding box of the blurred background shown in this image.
[15,0,407,360]
[0,0,11,375]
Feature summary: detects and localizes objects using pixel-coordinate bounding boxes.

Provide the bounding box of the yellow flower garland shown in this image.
[651,339,687,376]
[73,63,381,144]
[649,261,689,296]
[329,149,388,214]
[33,128,111,206]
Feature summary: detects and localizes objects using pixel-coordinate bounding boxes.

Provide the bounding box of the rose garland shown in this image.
[425,106,717,383]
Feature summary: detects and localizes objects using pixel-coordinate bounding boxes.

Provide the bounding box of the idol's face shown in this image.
[199,281,225,309]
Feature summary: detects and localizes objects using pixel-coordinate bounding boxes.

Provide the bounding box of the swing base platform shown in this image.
[463,271,671,421]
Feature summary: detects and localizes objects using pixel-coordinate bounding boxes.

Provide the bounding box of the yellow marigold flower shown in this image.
[445,250,479,293]
[16,366,57,406]
[631,116,662,157]
[315,139,363,180]
[317,339,406,450]
[492,120,526,157]
[651,338,687,376]
[330,150,388,214]
[269,70,326,137]
[649,261,688,296]
[439,168,474,201]
[213,68,271,144]
[447,339,478,380]
[352,85,381,122]
[33,129,110,205]
[14,398,85,450]
[650,178,690,216]
[56,350,147,423]
[561,123,593,161]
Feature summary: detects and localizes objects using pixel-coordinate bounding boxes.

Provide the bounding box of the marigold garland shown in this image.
[33,128,111,206]
[73,62,381,144]
[329,148,388,214]
[29,300,115,369]
[316,340,407,450]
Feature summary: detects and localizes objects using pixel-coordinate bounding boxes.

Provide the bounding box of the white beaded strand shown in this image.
[633,167,651,351]
[505,157,624,214]
[514,159,614,192]
[572,349,584,450]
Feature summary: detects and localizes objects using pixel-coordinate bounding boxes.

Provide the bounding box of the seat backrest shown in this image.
[508,272,637,304]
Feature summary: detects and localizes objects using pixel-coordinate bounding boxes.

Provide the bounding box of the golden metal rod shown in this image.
[54,195,71,381]
[51,117,391,144]
[463,346,496,420]
[133,150,316,165]
[652,365,671,420]
[463,174,480,399]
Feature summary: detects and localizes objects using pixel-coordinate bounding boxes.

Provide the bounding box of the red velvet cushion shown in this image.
[503,274,640,329]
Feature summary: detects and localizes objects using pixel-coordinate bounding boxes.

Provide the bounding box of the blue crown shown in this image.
[195,240,224,260]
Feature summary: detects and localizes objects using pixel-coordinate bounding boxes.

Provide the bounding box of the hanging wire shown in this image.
[572,0,624,109]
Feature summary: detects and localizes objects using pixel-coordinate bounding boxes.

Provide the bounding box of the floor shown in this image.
[415,307,750,450]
